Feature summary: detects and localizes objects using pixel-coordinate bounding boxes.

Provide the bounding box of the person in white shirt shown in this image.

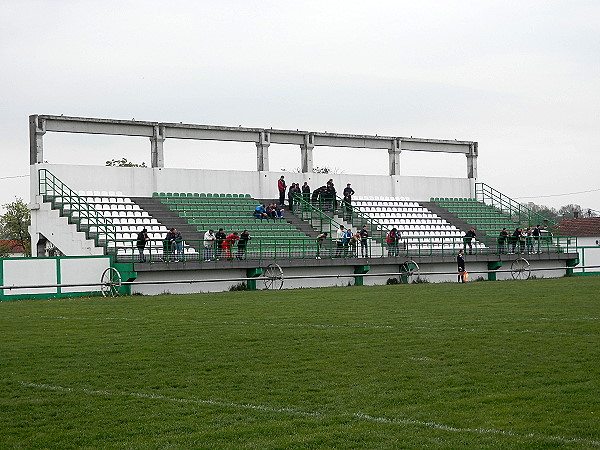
[203,229,216,261]
[335,225,345,258]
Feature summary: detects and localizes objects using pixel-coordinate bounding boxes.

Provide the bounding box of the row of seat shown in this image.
[162,198,257,206]
[153,192,252,199]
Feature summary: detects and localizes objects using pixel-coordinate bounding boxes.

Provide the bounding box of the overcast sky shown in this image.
[1,0,598,213]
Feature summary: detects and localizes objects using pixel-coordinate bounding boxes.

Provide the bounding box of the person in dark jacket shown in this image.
[342,183,355,220]
[215,228,226,260]
[457,249,466,282]
[511,228,522,254]
[498,228,508,254]
[463,227,476,255]
[165,228,183,262]
[136,228,149,262]
[237,230,251,260]
[359,225,369,258]
[301,182,311,203]
[277,176,286,206]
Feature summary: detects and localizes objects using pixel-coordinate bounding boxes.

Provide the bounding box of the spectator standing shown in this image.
[526,227,534,254]
[519,227,527,254]
[387,228,400,256]
[315,231,328,259]
[463,227,476,255]
[343,227,353,257]
[288,183,301,212]
[326,179,336,211]
[532,224,542,253]
[359,225,369,258]
[342,183,355,220]
[335,225,345,258]
[301,182,311,203]
[224,231,239,260]
[165,228,183,262]
[349,231,361,257]
[277,175,287,206]
[498,228,508,254]
[457,249,466,283]
[237,230,251,260]
[136,228,149,262]
[510,228,521,253]
[215,228,226,260]
[203,229,215,261]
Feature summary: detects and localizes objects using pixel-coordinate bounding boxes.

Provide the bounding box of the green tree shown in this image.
[105,158,147,167]
[0,198,31,257]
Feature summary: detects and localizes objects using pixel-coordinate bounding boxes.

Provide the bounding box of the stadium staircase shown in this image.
[427,183,555,238]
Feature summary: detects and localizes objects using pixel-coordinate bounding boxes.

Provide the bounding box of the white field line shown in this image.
[15,381,319,417]
[15,381,600,447]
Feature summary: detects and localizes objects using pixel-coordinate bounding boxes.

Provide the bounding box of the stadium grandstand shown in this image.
[6,114,579,298]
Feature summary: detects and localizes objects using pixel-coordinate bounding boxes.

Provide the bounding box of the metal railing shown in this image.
[109,234,577,263]
[289,194,345,236]
[475,183,556,228]
[38,169,117,247]
[291,194,390,243]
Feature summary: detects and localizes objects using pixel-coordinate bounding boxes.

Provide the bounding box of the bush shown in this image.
[229,282,248,291]
[412,276,430,284]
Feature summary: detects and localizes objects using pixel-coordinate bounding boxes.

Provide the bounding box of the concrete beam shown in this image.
[30,115,478,176]
[32,115,475,154]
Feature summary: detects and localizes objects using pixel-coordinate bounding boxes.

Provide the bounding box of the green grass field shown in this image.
[1,276,599,449]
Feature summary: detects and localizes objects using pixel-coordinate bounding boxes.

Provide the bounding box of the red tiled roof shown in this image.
[0,240,25,253]
[558,218,600,237]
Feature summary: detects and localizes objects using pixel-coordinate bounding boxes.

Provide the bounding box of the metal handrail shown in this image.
[38,169,117,248]
[290,194,345,236]
[475,183,556,228]
[292,194,391,244]
[109,234,577,263]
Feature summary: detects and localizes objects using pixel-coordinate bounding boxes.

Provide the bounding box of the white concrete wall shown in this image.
[60,257,110,293]
[3,258,57,296]
[2,256,110,297]
[32,163,471,202]
[131,269,248,295]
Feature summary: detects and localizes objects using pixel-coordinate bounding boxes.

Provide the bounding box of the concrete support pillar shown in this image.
[246,267,263,290]
[487,260,502,281]
[467,142,478,179]
[150,125,165,168]
[300,133,315,173]
[29,115,46,164]
[256,131,270,171]
[388,139,401,176]
[354,265,370,286]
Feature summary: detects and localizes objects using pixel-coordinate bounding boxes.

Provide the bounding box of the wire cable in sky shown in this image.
[0,175,29,180]
[515,188,600,200]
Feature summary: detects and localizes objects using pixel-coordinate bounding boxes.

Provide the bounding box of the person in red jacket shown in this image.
[223,231,239,260]
[277,175,286,206]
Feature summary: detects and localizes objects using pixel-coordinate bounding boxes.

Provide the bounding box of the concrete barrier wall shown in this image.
[0,256,111,300]
[31,164,471,202]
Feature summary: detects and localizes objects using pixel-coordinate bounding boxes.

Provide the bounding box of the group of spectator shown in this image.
[203,228,251,261]
[498,224,544,254]
[386,228,404,256]
[135,227,253,263]
[136,227,184,262]
[254,203,285,220]
[329,224,370,259]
